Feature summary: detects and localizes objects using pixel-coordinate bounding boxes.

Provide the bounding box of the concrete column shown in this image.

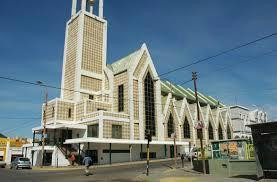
[99,111,104,139]
[5,141,10,164]
[99,0,104,18]
[81,0,87,12]
[90,5,94,14]
[71,0,77,16]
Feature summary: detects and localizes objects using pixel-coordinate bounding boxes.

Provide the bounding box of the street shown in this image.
[0,160,187,182]
[0,160,273,182]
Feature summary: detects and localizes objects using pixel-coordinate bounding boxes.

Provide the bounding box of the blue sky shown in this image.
[0,0,277,138]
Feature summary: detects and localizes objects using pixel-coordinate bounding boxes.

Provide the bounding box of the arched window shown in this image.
[208,122,214,140]
[167,114,174,137]
[227,124,232,139]
[218,123,223,140]
[183,117,190,139]
[144,72,156,136]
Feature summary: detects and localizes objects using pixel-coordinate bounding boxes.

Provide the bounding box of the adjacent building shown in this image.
[229,105,267,139]
[0,137,29,164]
[26,0,234,166]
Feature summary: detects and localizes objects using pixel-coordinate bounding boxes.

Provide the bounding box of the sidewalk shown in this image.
[32,158,178,171]
[139,167,257,182]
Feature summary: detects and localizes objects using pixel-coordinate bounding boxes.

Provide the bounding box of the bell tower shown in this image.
[61,0,107,101]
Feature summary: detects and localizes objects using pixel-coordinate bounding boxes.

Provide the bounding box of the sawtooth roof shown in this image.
[161,80,225,108]
[107,45,225,108]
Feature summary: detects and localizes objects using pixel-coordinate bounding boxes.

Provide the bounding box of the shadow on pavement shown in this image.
[231,175,258,181]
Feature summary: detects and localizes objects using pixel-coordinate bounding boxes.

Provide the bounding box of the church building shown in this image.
[25,0,233,166]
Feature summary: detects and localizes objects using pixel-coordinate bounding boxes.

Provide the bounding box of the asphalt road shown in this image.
[0,160,189,182]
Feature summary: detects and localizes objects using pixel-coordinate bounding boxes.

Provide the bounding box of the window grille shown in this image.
[144,72,156,136]
[112,125,122,139]
[118,85,124,112]
[88,124,99,137]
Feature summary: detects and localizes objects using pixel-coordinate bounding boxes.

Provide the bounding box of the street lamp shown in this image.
[37,81,48,167]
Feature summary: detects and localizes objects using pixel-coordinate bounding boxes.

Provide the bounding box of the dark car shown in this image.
[10,157,31,170]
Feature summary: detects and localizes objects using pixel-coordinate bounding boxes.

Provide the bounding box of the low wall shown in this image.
[208,159,256,177]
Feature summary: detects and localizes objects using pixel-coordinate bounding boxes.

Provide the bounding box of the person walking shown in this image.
[181,154,185,168]
[83,156,93,176]
[70,154,76,166]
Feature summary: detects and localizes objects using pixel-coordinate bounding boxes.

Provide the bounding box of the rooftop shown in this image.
[108,45,225,108]
[230,105,250,111]
[0,133,7,138]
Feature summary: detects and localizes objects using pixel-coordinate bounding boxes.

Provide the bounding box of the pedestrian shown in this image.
[181,154,185,168]
[83,156,93,176]
[70,154,76,166]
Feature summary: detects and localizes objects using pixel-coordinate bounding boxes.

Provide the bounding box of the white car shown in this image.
[10,157,32,170]
[187,148,200,161]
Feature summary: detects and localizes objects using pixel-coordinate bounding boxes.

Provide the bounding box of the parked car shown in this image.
[187,147,200,161]
[10,157,32,170]
[0,161,6,168]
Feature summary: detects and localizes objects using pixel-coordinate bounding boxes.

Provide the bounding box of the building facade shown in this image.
[0,137,29,164]
[27,0,234,166]
[229,105,267,139]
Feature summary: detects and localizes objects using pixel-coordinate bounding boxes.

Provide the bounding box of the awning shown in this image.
[32,124,87,131]
[64,137,189,146]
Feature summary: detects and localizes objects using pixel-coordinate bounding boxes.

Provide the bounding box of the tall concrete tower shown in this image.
[61,0,107,101]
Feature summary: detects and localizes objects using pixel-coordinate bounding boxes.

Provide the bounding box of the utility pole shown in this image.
[169,82,177,168]
[192,72,206,174]
[37,81,48,168]
[145,129,152,176]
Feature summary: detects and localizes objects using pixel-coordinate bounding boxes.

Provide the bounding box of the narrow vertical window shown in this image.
[144,73,156,136]
[52,107,55,118]
[68,108,72,118]
[183,117,190,139]
[218,123,223,140]
[227,124,232,139]
[208,122,214,140]
[118,84,124,112]
[167,114,174,137]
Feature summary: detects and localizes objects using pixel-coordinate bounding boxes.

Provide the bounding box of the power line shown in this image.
[179,49,277,88]
[3,122,38,136]
[0,49,276,114]
[0,120,39,134]
[0,75,196,109]
[198,49,277,80]
[0,117,40,120]
[159,33,277,77]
